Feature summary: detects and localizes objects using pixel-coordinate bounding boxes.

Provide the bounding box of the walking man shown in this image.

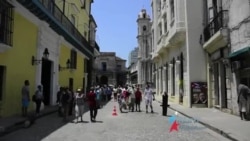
[135,87,142,112]
[21,80,30,117]
[238,82,250,121]
[144,84,154,113]
[87,87,98,122]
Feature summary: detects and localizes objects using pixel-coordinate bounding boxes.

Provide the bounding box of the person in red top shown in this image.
[87,87,98,122]
[135,87,142,112]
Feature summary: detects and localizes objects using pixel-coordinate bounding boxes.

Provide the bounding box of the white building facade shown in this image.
[201,0,250,115]
[228,0,250,115]
[151,0,206,107]
[137,9,153,88]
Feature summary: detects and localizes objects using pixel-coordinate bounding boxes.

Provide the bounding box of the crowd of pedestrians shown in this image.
[115,84,155,113]
[21,79,156,123]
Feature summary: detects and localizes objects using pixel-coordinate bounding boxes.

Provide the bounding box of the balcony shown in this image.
[168,22,186,47]
[203,10,229,53]
[17,0,94,58]
[156,33,169,55]
[167,0,186,47]
[93,41,100,57]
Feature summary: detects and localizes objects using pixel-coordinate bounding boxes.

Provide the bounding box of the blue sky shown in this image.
[91,0,151,66]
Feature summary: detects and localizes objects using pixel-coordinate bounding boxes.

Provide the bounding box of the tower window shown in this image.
[102,62,107,71]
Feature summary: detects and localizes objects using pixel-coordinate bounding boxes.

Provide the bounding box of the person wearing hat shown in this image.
[74,88,85,123]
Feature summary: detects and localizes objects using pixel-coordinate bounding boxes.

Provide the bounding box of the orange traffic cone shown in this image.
[112,106,118,116]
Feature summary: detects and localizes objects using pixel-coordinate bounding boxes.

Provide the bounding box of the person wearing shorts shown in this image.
[144,84,154,113]
[21,80,30,117]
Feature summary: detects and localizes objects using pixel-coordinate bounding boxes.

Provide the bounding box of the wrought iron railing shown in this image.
[95,41,100,51]
[38,0,92,52]
[203,10,228,42]
[0,1,13,46]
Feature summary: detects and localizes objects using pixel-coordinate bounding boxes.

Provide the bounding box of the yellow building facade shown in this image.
[0,0,96,117]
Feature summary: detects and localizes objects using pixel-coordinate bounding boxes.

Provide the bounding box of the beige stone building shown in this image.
[92,52,127,86]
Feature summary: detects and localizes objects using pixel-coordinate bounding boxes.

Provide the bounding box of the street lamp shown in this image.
[31,48,49,65]
[59,59,71,71]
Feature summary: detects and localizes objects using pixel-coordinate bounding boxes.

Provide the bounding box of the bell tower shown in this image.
[136,9,152,87]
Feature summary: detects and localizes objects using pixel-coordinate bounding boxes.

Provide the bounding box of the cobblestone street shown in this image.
[0,100,229,141]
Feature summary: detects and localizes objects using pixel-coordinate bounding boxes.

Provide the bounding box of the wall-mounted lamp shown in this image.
[59,59,71,71]
[31,48,49,65]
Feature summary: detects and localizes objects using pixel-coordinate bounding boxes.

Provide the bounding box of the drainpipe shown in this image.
[62,0,66,14]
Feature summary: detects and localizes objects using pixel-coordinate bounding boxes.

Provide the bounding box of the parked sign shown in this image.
[191,82,207,106]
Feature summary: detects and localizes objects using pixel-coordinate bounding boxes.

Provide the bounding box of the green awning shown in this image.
[229,46,250,58]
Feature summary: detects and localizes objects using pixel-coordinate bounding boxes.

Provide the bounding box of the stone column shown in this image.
[138,60,142,85]
[149,63,152,83]
[175,61,180,97]
[158,67,162,95]
[84,73,88,94]
[169,64,173,95]
[163,66,167,94]
[156,67,159,95]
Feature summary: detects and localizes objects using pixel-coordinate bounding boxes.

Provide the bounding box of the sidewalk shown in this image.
[0,105,57,137]
[154,95,250,141]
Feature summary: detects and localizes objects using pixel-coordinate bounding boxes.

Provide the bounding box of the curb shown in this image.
[0,108,57,137]
[155,100,238,141]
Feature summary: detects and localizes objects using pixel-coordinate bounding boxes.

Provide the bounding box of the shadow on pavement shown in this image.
[91,120,103,123]
[0,99,111,140]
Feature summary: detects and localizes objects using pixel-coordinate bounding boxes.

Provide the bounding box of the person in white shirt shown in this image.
[129,86,136,112]
[144,84,154,113]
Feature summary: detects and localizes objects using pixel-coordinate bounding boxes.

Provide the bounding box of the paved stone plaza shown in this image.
[0,101,229,141]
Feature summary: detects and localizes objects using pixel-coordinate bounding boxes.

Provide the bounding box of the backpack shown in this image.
[32,94,36,102]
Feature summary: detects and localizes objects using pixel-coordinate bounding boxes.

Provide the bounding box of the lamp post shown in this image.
[31,48,49,65]
[59,59,71,71]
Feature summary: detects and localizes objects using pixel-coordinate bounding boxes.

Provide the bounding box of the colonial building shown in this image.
[137,9,153,88]
[201,0,250,115]
[228,0,250,115]
[201,0,230,111]
[151,0,206,107]
[0,0,99,117]
[93,52,127,87]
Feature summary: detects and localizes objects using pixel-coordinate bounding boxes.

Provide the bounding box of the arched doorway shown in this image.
[100,75,108,85]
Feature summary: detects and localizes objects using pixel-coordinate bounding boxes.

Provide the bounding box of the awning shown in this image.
[228,46,250,58]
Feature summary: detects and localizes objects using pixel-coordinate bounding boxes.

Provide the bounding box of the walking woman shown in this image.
[74,88,85,123]
[35,85,44,115]
[87,87,98,122]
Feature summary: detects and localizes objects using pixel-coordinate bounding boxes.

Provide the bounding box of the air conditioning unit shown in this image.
[231,61,241,71]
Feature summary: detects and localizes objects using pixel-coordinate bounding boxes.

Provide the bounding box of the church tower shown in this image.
[136,9,153,88]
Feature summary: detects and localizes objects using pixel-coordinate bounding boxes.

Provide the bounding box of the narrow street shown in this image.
[0,100,229,141]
